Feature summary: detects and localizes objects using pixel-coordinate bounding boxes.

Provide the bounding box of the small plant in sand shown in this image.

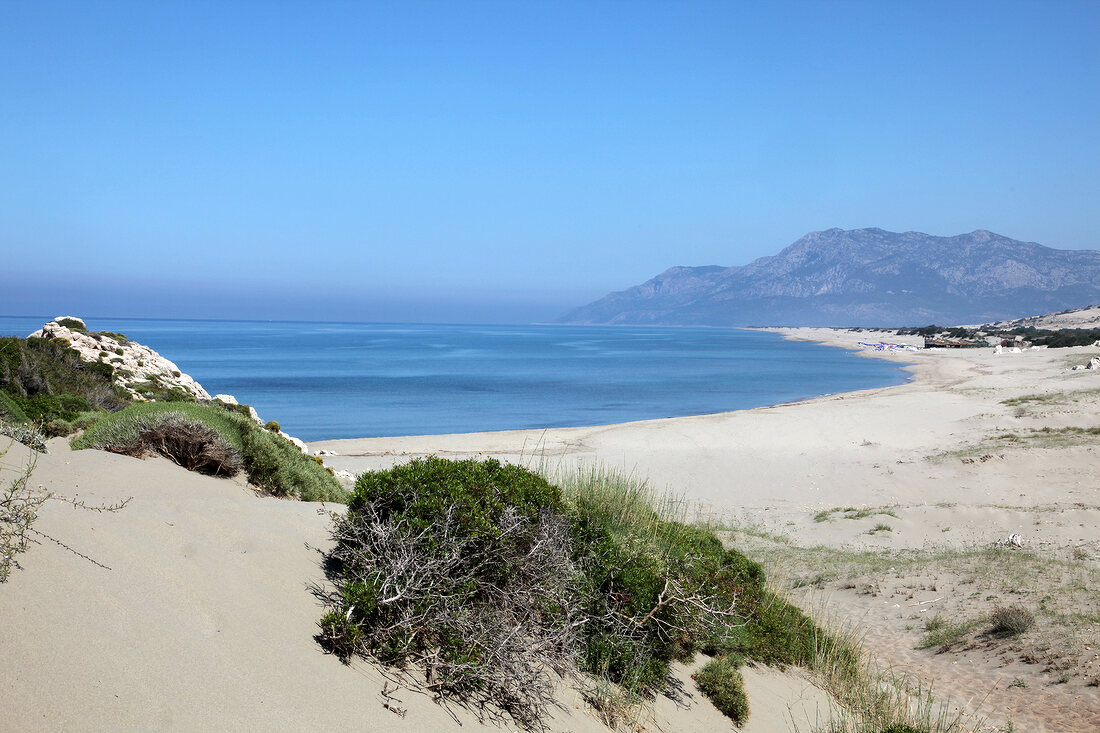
[916,614,979,652]
[694,654,749,724]
[988,605,1034,636]
[0,440,47,582]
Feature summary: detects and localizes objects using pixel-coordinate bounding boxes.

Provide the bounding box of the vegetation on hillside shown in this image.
[72,402,347,502]
[0,336,130,436]
[898,324,1100,348]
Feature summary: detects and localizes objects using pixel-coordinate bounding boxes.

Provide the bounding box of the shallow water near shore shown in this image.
[1,316,910,440]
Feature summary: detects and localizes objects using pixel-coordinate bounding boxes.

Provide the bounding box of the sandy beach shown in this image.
[313,328,1100,731]
[3,328,1098,731]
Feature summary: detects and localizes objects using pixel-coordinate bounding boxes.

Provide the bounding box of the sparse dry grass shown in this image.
[718,523,1100,693]
[0,439,47,582]
[928,426,1100,462]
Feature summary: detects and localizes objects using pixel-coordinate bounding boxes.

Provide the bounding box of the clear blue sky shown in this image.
[2,1,1098,323]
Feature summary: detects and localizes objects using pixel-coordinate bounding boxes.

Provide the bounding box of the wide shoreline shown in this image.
[310,326,1100,731]
[308,327,937,510]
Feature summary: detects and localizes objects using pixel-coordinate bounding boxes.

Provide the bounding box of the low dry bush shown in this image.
[74,402,345,501]
[1,440,48,582]
[111,413,241,475]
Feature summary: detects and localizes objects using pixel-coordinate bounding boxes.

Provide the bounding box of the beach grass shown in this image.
[73,401,347,502]
[720,519,1100,699]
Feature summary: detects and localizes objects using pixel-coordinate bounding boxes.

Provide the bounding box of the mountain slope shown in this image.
[560,228,1100,327]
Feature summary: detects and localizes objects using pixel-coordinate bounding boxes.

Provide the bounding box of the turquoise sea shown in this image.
[0,317,910,441]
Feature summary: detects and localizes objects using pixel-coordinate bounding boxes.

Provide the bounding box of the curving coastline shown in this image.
[310,327,1100,731]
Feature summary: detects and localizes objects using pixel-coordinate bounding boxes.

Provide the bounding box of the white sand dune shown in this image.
[1,440,829,732]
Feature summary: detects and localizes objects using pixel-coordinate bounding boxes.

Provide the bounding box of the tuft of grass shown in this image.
[917,615,979,652]
[868,522,893,534]
[988,605,1034,637]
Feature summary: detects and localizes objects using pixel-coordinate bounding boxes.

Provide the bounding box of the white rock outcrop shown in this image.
[29,318,211,402]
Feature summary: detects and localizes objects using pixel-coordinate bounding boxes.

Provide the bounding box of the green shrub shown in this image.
[321,461,831,729]
[324,458,570,728]
[98,331,129,344]
[264,420,281,432]
[128,375,196,402]
[55,318,86,331]
[0,391,28,425]
[240,425,345,501]
[695,655,749,725]
[73,402,345,502]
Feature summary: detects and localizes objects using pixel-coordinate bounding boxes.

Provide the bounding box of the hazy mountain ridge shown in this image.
[561,228,1100,327]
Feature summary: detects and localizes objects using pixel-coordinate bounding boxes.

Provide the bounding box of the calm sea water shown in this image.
[1,316,909,441]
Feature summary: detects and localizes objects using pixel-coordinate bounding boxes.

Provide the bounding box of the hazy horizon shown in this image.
[3,1,1098,323]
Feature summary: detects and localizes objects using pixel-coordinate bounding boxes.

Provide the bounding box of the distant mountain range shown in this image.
[559,228,1100,327]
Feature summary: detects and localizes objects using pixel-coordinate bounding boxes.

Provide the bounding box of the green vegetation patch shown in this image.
[917,614,980,652]
[97,331,129,344]
[55,318,86,331]
[321,460,828,729]
[694,655,749,725]
[814,506,899,522]
[0,336,129,436]
[73,402,346,502]
[931,426,1100,462]
[128,374,197,402]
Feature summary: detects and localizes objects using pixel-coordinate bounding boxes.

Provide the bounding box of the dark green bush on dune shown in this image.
[320,458,824,729]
